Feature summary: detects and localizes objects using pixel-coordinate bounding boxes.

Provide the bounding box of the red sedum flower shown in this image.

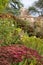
[0,44,43,65]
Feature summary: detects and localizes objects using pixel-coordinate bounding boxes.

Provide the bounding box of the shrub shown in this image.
[13,18,35,36]
[0,14,25,45]
[0,18,15,45]
[20,33,43,55]
[0,44,43,65]
[0,14,22,46]
[0,17,24,45]
[34,20,43,38]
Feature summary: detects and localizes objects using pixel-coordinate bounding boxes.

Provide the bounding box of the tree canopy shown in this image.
[0,0,9,12]
[7,0,23,15]
[28,6,39,15]
[0,0,23,15]
[28,0,43,16]
[35,0,43,9]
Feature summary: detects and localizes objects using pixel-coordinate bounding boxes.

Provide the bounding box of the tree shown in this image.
[35,0,43,16]
[28,0,43,16]
[0,0,9,13]
[6,0,23,15]
[28,6,39,15]
[35,0,43,9]
[0,0,23,15]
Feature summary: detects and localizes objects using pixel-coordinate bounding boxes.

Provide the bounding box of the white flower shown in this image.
[12,24,14,26]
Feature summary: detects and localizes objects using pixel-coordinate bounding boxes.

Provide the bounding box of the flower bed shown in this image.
[0,44,43,65]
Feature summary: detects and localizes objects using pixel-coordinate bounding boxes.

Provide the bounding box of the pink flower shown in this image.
[0,44,43,65]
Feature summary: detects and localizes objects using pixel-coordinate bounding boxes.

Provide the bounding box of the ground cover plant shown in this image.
[0,44,43,65]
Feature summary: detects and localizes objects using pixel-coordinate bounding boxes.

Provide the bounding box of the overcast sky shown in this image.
[21,0,38,8]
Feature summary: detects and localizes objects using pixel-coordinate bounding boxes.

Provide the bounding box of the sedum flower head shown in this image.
[0,44,43,65]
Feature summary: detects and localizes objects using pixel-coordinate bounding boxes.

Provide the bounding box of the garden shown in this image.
[0,0,43,65]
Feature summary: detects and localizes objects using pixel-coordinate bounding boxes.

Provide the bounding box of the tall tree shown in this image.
[0,0,9,13]
[28,6,39,15]
[6,0,23,15]
[28,0,43,16]
[35,0,43,16]
[0,0,23,15]
[35,0,43,9]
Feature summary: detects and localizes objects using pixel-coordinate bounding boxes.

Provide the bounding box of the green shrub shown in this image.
[20,33,43,56]
[0,18,15,45]
[0,17,24,46]
[0,0,9,13]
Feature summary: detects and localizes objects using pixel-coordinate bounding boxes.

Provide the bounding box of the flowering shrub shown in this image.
[0,44,43,65]
[0,59,10,65]
[0,17,15,45]
[0,16,22,45]
[0,14,25,45]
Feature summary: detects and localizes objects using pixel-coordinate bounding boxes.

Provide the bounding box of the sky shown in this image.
[21,0,38,8]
